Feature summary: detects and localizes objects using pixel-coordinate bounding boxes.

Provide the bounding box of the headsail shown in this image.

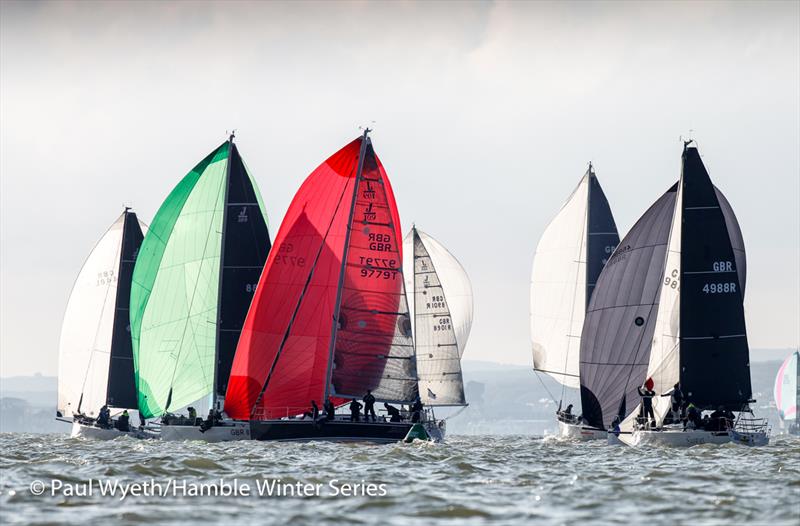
[530,167,618,389]
[130,140,270,418]
[404,227,473,406]
[774,351,799,423]
[225,133,417,420]
[58,209,146,418]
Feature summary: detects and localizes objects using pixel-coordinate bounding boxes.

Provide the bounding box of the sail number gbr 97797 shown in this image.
[360,257,398,280]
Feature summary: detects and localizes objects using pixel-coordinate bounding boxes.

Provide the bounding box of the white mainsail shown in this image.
[403,227,473,406]
[57,212,146,418]
[529,175,590,388]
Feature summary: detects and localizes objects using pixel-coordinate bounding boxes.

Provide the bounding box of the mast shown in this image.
[323,128,370,402]
[412,223,418,370]
[211,133,234,410]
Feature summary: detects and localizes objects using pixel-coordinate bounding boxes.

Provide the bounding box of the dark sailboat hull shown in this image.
[250,419,413,443]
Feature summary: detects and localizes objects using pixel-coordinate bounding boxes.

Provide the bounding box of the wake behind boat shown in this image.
[530,164,619,440]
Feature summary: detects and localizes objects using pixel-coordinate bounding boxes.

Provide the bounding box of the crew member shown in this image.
[324,398,336,421]
[349,399,363,422]
[311,400,320,421]
[384,403,401,422]
[363,390,376,422]
[638,380,656,429]
[118,409,130,432]
[411,397,424,423]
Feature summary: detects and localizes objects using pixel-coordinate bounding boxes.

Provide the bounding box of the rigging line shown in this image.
[250,156,359,416]
[163,155,229,412]
[533,370,559,406]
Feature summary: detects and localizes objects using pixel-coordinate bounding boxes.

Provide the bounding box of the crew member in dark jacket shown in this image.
[411,397,424,423]
[324,398,336,421]
[363,391,376,422]
[384,403,401,422]
[349,399,363,422]
[638,382,656,428]
[117,410,130,432]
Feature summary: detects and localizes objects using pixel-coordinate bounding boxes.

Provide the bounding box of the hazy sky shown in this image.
[1,0,798,377]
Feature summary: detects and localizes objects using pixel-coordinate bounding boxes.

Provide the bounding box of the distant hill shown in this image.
[0,353,793,435]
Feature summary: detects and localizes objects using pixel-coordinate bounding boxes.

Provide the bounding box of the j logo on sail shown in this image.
[363,202,376,222]
[363,181,376,199]
[238,207,248,223]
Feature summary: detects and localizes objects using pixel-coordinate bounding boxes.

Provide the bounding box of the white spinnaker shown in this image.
[57,213,147,418]
[529,175,589,388]
[403,228,473,405]
[619,183,683,443]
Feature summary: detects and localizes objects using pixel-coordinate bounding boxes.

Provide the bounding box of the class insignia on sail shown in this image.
[529,163,619,440]
[129,136,271,442]
[57,208,155,439]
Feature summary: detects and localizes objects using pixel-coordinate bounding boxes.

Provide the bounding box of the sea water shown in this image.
[0,433,797,525]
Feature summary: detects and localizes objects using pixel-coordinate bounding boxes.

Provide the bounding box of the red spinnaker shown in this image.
[225,139,361,419]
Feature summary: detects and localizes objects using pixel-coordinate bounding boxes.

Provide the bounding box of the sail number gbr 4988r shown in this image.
[702,260,737,294]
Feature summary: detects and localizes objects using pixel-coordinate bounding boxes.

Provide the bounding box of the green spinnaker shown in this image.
[130,143,230,418]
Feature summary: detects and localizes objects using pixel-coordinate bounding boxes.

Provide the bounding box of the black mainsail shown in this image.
[106,209,145,408]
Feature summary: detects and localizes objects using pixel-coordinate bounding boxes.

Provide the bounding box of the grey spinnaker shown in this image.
[579,184,678,430]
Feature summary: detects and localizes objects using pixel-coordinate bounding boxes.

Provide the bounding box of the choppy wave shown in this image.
[0,433,798,525]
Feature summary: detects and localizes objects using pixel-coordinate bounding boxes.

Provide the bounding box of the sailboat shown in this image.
[57,208,156,439]
[130,135,271,442]
[403,226,474,441]
[529,164,619,440]
[225,130,434,443]
[774,350,799,435]
[587,141,768,447]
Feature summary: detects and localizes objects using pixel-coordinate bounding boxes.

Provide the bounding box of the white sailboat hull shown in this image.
[557,419,605,440]
[160,421,250,442]
[70,421,158,440]
[629,428,732,447]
